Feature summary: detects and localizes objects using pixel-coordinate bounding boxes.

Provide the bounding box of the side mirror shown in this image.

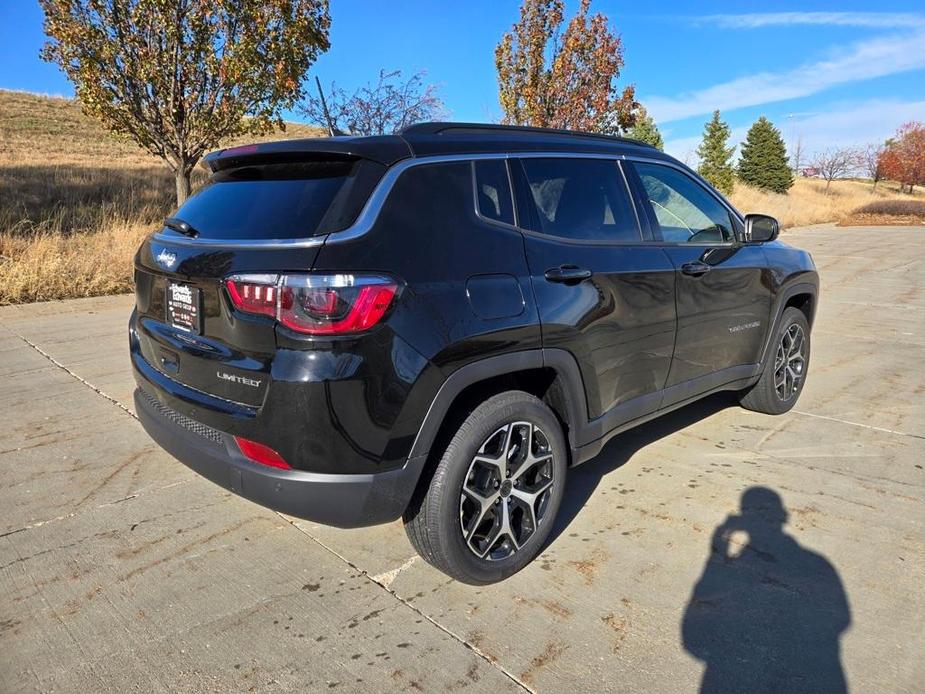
[744,214,780,243]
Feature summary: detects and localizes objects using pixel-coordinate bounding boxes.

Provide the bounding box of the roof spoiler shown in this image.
[204,135,413,173]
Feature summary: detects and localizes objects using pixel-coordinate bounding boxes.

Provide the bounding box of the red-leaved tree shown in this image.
[880,122,925,194]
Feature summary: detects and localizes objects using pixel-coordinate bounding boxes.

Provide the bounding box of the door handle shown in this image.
[681,261,712,277]
[544,265,593,284]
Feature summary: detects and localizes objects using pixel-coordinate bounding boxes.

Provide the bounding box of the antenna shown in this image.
[315,76,339,137]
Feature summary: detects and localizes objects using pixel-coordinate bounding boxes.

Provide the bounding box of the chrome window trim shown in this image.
[151,150,744,250]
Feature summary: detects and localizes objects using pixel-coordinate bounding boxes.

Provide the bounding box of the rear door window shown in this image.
[516,158,640,242]
[168,159,367,240]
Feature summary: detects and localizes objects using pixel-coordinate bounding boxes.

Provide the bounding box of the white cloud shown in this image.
[646,29,925,123]
[701,12,925,29]
[663,99,925,164]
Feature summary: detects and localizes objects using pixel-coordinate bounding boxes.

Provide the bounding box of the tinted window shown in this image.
[474,160,515,225]
[519,159,640,242]
[633,163,735,244]
[170,160,356,239]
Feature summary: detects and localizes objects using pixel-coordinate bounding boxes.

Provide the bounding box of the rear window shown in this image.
[169,160,370,240]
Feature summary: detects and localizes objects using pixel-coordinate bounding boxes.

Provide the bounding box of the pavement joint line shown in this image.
[371,555,418,589]
[0,512,78,538]
[10,330,138,421]
[0,479,196,539]
[792,409,925,441]
[277,513,535,694]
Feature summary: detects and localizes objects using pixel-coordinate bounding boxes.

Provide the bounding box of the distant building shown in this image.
[800,167,820,177]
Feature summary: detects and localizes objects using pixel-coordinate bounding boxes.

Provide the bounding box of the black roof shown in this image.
[204,122,670,172]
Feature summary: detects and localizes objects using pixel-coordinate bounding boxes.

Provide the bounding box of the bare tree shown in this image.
[811,147,862,194]
[301,70,445,136]
[862,143,886,191]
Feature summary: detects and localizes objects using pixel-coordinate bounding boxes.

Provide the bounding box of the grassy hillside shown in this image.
[0,90,323,304]
[1,89,921,304]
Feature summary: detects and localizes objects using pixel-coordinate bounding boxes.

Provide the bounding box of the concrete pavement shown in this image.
[1,225,923,692]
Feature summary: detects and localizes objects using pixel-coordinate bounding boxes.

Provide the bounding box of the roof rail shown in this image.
[400,121,654,148]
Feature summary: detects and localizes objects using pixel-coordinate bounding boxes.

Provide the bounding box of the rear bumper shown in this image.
[134,388,427,528]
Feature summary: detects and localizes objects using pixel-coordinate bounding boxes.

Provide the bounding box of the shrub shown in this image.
[852,199,925,216]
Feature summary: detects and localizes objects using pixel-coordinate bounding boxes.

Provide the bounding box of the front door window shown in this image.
[633,163,736,244]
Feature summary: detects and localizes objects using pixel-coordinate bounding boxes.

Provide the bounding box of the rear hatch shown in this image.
[133,153,389,407]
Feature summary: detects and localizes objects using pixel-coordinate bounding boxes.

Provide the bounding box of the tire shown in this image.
[740,307,811,415]
[403,391,568,584]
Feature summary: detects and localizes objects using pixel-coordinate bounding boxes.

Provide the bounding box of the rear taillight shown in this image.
[225,274,279,319]
[224,274,398,335]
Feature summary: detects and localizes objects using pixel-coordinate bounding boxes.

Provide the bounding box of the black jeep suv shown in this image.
[131,123,818,584]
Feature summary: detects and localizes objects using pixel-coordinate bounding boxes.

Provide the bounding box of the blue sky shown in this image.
[2,1,924,162]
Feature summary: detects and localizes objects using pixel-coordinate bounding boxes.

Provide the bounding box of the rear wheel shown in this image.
[403,391,567,584]
[740,307,811,414]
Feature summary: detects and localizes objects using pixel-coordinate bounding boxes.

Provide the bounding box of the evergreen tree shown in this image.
[737,116,794,193]
[696,110,735,194]
[628,107,663,150]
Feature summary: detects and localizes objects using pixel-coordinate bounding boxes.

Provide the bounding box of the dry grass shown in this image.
[728,177,924,229]
[0,221,149,304]
[0,89,322,305]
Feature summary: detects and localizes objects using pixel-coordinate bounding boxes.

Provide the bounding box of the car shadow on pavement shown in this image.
[681,487,851,693]
[547,391,740,548]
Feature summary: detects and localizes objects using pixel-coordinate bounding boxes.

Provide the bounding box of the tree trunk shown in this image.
[175,169,191,207]
[872,177,878,192]
[825,178,832,195]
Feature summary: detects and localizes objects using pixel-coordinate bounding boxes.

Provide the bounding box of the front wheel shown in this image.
[403,391,567,584]
[740,307,811,414]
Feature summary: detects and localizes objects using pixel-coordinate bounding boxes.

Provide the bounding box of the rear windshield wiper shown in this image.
[164,217,199,237]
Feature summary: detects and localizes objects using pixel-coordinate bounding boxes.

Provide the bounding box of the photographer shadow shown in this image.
[682,487,851,693]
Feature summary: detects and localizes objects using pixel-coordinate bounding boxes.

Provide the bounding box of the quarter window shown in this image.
[632,163,736,244]
[518,158,640,242]
[474,160,515,226]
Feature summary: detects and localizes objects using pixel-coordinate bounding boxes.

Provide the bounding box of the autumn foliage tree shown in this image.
[495,0,638,134]
[879,122,925,194]
[40,0,330,205]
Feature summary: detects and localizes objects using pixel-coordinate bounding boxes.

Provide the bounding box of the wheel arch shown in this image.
[407,350,588,467]
[784,291,816,327]
[759,281,818,367]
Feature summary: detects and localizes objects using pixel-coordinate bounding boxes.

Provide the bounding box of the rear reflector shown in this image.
[234,436,291,470]
[225,273,398,335]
